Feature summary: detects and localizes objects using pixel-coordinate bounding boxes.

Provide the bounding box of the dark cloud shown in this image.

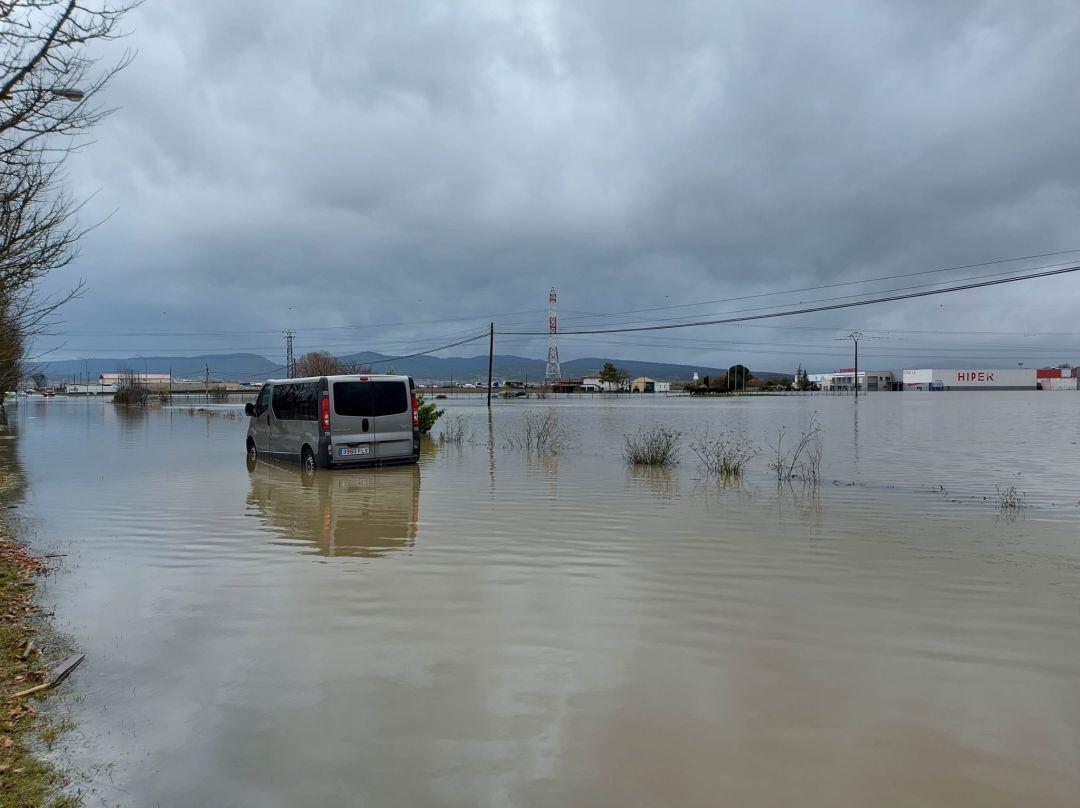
[37,0,1080,371]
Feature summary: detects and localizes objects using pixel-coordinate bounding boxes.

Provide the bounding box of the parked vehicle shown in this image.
[41,387,56,397]
[245,374,420,470]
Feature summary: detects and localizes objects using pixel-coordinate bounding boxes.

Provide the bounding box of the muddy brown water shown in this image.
[4,393,1080,807]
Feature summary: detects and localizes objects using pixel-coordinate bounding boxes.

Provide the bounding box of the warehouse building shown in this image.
[1036,367,1079,390]
[902,368,1038,391]
[810,369,897,392]
[100,372,173,391]
[629,377,671,393]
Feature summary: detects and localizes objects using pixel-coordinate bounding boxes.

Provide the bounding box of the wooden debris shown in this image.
[6,654,84,700]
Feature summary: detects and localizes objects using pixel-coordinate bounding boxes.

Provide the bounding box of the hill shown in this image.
[39,352,788,383]
[336,352,736,383]
[36,354,280,382]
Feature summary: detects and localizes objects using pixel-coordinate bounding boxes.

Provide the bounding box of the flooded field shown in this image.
[4,393,1080,807]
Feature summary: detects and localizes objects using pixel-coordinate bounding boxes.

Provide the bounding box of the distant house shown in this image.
[629,377,670,393]
[549,378,582,394]
[581,375,622,392]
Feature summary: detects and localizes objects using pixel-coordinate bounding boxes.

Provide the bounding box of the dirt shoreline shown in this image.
[0,530,76,807]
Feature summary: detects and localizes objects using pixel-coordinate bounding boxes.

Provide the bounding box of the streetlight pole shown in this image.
[848,332,862,398]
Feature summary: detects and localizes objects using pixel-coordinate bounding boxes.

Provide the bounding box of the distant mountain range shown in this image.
[37,352,788,383]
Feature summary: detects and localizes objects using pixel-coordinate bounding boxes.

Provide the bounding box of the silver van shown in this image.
[245,374,421,471]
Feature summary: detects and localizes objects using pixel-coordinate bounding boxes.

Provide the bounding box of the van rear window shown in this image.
[333,382,372,417]
[333,380,408,417]
[372,381,408,416]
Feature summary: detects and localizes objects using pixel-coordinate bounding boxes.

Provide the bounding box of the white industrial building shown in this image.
[902,368,1038,391]
[580,375,622,392]
[806,366,1077,392]
[100,372,173,388]
[809,369,897,392]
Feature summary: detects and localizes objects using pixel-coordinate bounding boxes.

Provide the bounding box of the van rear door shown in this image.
[329,380,376,461]
[371,379,413,460]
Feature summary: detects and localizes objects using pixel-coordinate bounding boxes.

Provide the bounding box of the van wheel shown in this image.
[301,446,316,472]
[246,439,257,460]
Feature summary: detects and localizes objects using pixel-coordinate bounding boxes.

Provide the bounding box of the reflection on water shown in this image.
[246,459,420,558]
[0,408,24,503]
[626,464,680,499]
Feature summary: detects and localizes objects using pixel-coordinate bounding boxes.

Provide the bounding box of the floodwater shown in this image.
[3,393,1080,807]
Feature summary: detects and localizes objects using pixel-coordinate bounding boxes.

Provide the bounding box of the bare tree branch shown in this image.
[1,0,137,397]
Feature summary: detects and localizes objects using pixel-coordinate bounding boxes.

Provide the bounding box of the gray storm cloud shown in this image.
[38,0,1080,370]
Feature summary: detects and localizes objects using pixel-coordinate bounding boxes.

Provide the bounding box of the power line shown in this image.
[537,258,1080,332]
[348,331,490,366]
[552,248,1080,324]
[501,264,1080,336]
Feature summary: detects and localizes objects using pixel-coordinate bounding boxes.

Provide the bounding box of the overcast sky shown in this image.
[37,0,1080,372]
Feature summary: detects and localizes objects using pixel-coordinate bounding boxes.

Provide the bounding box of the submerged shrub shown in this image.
[112,371,149,408]
[439,414,473,444]
[996,485,1026,512]
[769,413,823,484]
[691,430,759,477]
[624,425,681,466]
[503,410,567,454]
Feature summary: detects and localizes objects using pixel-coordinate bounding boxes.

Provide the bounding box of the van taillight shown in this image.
[321,393,331,430]
[411,392,419,428]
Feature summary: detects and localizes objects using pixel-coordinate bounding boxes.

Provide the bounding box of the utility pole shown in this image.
[205,364,210,405]
[284,329,295,379]
[487,323,494,407]
[848,332,862,397]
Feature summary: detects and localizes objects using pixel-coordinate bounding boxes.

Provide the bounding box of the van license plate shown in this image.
[339,446,370,457]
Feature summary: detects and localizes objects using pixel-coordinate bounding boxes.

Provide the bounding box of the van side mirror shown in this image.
[245,402,255,417]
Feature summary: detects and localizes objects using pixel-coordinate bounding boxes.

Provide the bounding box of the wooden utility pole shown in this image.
[487,322,494,407]
[205,364,210,404]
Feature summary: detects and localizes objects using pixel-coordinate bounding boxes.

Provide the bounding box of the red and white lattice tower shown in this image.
[545,287,561,382]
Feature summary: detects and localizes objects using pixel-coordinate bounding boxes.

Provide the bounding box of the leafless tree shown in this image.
[293,350,373,377]
[1,1,137,398]
[294,351,349,377]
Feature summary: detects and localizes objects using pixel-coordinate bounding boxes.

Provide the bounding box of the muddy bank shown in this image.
[0,523,77,807]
